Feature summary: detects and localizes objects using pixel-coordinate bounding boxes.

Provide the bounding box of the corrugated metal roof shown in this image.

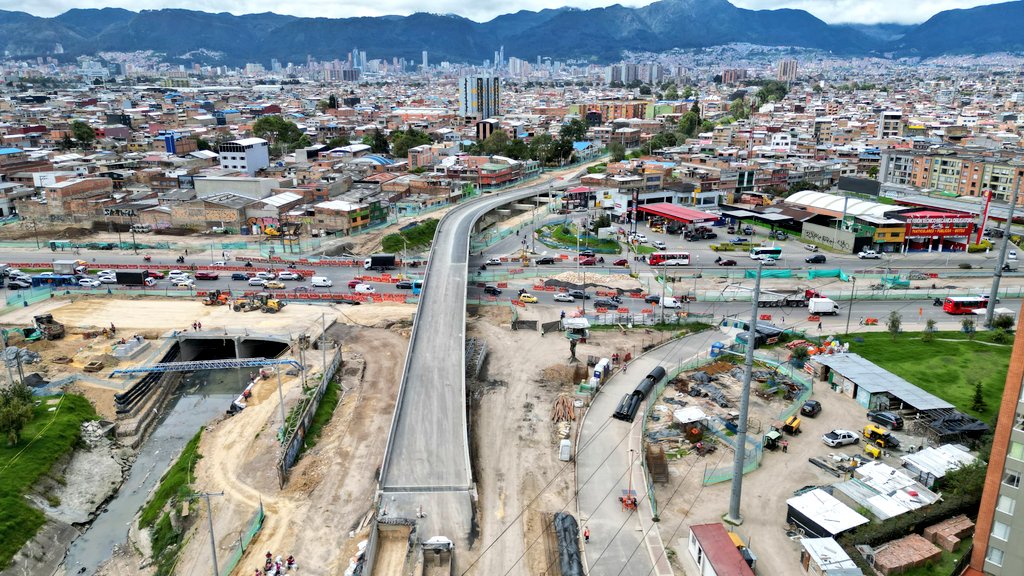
[812,353,953,411]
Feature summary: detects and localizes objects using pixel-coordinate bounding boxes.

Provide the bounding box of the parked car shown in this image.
[553,292,575,302]
[579,257,597,266]
[147,271,166,279]
[801,400,822,417]
[644,294,661,304]
[804,244,819,252]
[484,285,502,295]
[535,257,556,265]
[805,254,827,264]
[7,278,32,290]
[822,429,859,447]
[717,259,738,266]
[248,278,267,287]
[773,231,789,241]
[742,226,754,235]
[866,411,904,430]
[651,240,667,250]
[396,281,413,289]
[231,272,251,281]
[858,250,881,259]
[568,289,590,299]
[730,237,750,244]
[265,280,286,290]
[78,278,101,288]
[195,271,220,280]
[277,271,302,281]
[519,293,538,303]
[348,279,364,289]
[632,233,648,243]
[613,258,629,266]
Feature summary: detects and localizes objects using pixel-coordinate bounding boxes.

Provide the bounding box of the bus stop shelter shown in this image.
[637,203,719,224]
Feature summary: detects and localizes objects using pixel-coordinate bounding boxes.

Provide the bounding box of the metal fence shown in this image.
[276,346,343,487]
[218,500,266,576]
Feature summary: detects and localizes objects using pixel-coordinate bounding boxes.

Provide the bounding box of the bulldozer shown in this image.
[203,290,229,306]
[255,292,285,314]
[232,295,262,312]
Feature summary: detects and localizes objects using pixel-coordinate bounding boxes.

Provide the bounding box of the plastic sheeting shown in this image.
[553,512,584,576]
[807,269,851,281]
[744,269,794,278]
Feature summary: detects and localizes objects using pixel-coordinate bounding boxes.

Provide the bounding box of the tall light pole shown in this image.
[726,260,763,525]
[845,276,857,336]
[985,173,1021,327]
[197,491,224,576]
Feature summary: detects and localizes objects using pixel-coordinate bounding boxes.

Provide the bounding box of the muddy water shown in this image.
[64,368,251,574]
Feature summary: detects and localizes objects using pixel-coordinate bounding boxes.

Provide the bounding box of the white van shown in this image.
[808,297,840,316]
[311,276,333,288]
[354,283,376,294]
[661,296,681,309]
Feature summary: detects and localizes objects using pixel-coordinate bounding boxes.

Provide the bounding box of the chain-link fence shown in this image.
[218,500,266,576]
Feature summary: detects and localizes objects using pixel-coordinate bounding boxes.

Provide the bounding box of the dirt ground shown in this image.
[166,321,407,576]
[653,358,920,575]
[464,303,669,576]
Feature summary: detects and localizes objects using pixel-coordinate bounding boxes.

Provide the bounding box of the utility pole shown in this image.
[985,174,1021,327]
[844,276,857,335]
[276,365,287,439]
[726,260,762,525]
[198,491,224,576]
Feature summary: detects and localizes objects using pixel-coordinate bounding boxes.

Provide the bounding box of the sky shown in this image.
[2,0,1011,25]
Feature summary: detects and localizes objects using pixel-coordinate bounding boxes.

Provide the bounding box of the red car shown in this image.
[717,259,738,266]
[613,258,629,266]
[195,271,220,280]
[146,271,165,279]
[348,279,364,289]
[579,257,597,266]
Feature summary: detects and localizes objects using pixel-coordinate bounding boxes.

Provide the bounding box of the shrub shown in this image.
[967,240,992,253]
[992,314,1015,330]
[992,328,1012,344]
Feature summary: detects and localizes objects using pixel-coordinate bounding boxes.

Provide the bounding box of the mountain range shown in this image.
[1,0,1023,67]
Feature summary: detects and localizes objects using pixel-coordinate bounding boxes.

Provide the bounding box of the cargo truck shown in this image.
[364,254,397,271]
[808,297,840,316]
[115,270,151,286]
[757,288,823,308]
[52,259,87,275]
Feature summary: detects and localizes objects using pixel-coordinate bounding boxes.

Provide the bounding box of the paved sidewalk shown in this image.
[577,329,726,576]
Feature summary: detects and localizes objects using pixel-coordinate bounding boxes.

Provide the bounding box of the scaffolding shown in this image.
[110,357,302,376]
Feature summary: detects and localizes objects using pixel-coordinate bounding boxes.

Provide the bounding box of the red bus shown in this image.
[942,296,989,315]
[648,252,690,266]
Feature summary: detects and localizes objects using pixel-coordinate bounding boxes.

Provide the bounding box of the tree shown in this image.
[789,180,820,194]
[252,115,310,155]
[482,130,510,156]
[196,137,211,151]
[0,384,34,446]
[682,87,694,99]
[391,128,432,158]
[58,133,74,151]
[961,317,976,339]
[922,319,937,342]
[559,118,589,142]
[664,85,679,100]
[70,121,95,146]
[325,136,350,149]
[867,166,879,179]
[608,142,626,162]
[971,380,988,413]
[505,139,529,160]
[362,129,390,154]
[755,80,789,105]
[327,94,338,109]
[639,85,652,95]
[678,112,700,139]
[992,314,1015,330]
[729,98,749,120]
[887,310,902,341]
[528,133,554,164]
[690,101,702,121]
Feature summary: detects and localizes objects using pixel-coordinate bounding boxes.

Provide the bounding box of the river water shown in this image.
[64,368,250,574]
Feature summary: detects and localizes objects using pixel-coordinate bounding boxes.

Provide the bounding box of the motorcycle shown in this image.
[143,255,152,262]
[244,261,254,268]
[287,263,297,269]
[175,255,185,264]
[933,298,943,306]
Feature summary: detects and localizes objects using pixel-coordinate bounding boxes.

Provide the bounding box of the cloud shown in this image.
[0,0,1009,24]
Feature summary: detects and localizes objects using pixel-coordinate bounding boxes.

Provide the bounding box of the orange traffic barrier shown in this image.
[497,282,508,288]
[808,315,821,322]
[759,314,772,321]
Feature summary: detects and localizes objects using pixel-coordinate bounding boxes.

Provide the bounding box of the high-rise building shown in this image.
[964,320,1024,575]
[422,51,428,71]
[777,59,798,82]
[722,69,747,84]
[459,75,501,120]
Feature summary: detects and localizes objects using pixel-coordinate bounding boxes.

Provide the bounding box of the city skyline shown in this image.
[2,0,1012,25]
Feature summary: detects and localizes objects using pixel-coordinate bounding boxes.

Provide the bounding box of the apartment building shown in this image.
[879,148,1024,202]
[965,316,1024,575]
[878,110,904,139]
[218,137,270,176]
[459,75,501,120]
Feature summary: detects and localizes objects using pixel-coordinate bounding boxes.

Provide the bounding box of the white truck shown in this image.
[808,297,840,316]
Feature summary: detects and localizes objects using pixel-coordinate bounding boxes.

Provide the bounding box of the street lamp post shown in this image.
[845,276,857,335]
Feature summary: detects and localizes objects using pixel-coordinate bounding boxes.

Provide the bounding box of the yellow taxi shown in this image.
[519,293,538,303]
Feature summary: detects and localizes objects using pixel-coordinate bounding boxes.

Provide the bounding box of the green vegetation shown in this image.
[586,163,608,174]
[0,384,34,445]
[390,128,432,158]
[0,394,96,569]
[381,218,439,253]
[252,115,311,156]
[70,120,96,147]
[900,538,972,576]
[588,321,712,335]
[851,331,1010,423]
[538,223,621,253]
[140,429,203,576]
[299,379,343,457]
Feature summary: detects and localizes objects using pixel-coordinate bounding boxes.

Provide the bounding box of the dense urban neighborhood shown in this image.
[1,2,1024,576]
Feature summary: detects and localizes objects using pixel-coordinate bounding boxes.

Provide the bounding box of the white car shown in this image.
[822,429,860,447]
[554,292,575,302]
[486,257,503,265]
[248,277,268,287]
[172,278,195,288]
[78,278,101,288]
[277,271,302,280]
[97,269,116,277]
[213,261,227,266]
[99,276,117,284]
[857,250,881,259]
[651,240,667,250]
[761,258,777,267]
[256,271,276,280]
[37,272,56,277]
[633,233,648,243]
[1009,250,1017,261]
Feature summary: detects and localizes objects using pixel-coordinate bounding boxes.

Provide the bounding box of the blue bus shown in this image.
[31,274,78,288]
[412,280,423,296]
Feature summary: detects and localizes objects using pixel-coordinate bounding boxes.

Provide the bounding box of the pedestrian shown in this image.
[560,310,566,320]
[192,321,198,331]
[622,362,627,373]
[110,323,116,334]
[185,248,188,256]
[584,526,590,543]
[817,321,822,331]
[197,321,202,330]
[782,440,789,453]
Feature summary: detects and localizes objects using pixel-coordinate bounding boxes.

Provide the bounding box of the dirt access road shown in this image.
[167,323,406,576]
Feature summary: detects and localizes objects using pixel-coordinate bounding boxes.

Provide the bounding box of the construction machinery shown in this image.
[863,424,901,449]
[203,290,229,306]
[232,295,261,312]
[255,292,285,314]
[33,314,65,340]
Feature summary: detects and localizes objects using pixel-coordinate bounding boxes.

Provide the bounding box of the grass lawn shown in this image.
[381,218,438,253]
[298,378,342,457]
[540,223,621,253]
[851,331,1010,423]
[901,537,972,576]
[0,394,96,569]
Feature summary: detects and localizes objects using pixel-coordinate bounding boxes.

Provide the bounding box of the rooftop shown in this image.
[811,353,954,411]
